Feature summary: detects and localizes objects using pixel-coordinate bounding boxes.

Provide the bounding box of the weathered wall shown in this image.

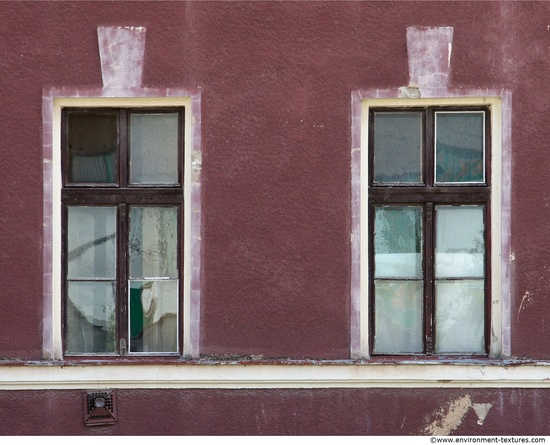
[1,387,550,435]
[1,0,550,435]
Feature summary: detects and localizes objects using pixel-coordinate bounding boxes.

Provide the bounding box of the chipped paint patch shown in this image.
[517,291,534,320]
[398,85,421,98]
[472,403,493,426]
[423,395,471,436]
[423,395,495,434]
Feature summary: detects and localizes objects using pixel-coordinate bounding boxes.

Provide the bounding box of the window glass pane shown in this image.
[67,112,117,184]
[373,112,422,184]
[129,206,178,278]
[374,280,423,354]
[435,206,484,278]
[66,281,116,354]
[130,113,179,184]
[375,206,422,278]
[435,280,485,353]
[435,112,485,183]
[129,280,178,353]
[67,206,116,279]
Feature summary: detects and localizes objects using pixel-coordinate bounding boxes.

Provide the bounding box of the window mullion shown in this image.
[424,108,434,186]
[119,109,128,188]
[424,202,434,354]
[117,202,128,355]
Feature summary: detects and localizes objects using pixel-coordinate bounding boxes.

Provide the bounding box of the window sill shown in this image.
[0,358,549,390]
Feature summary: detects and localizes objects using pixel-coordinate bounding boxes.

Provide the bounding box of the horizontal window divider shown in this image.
[62,190,184,204]
[132,277,178,280]
[369,189,490,203]
[435,277,485,280]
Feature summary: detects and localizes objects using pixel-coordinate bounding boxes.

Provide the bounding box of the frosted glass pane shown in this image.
[375,207,422,278]
[435,280,485,353]
[435,112,484,183]
[130,113,179,184]
[435,206,484,278]
[374,112,422,184]
[374,280,423,354]
[67,111,117,184]
[67,206,116,279]
[129,206,178,279]
[66,281,116,354]
[129,280,178,353]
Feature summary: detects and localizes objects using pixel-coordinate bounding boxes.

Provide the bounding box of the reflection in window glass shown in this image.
[374,206,422,278]
[66,281,116,354]
[374,206,423,354]
[67,207,116,279]
[435,205,485,354]
[435,206,484,279]
[374,112,422,184]
[435,112,484,184]
[66,206,117,354]
[435,280,485,353]
[374,281,423,354]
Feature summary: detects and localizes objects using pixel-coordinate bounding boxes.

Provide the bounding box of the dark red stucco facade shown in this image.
[1,0,550,435]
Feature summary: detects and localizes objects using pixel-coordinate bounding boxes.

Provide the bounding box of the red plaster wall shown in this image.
[1,1,550,432]
[0,387,549,435]
[1,0,549,360]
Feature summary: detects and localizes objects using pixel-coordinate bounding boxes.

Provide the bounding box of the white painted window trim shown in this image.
[42,91,202,361]
[350,90,512,361]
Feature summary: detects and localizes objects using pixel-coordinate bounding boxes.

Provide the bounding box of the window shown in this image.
[368,106,490,355]
[62,107,185,356]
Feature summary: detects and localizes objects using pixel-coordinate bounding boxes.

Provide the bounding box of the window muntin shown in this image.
[369,106,490,356]
[62,107,184,357]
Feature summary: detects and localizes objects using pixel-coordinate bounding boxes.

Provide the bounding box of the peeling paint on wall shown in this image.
[423,395,472,436]
[422,395,494,435]
[472,403,493,426]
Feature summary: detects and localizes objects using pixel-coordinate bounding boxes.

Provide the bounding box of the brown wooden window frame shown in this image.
[368,106,491,356]
[61,106,185,357]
